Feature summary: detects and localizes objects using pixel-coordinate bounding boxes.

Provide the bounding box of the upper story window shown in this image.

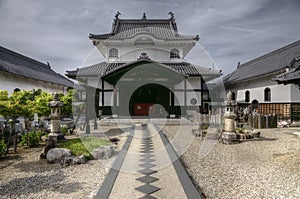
[264,88,271,102]
[14,88,20,92]
[232,92,236,101]
[109,48,118,58]
[245,90,250,103]
[170,49,180,59]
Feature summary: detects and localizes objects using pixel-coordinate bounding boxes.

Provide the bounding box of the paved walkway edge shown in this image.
[154,125,206,199]
[95,126,135,199]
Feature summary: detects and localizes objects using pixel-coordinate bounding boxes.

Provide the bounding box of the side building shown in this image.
[0,46,73,95]
[223,40,300,122]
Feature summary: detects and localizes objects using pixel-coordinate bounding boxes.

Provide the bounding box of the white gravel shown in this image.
[1,124,299,198]
[0,146,107,198]
[163,126,300,198]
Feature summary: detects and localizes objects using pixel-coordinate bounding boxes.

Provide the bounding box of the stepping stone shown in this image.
[141,140,152,142]
[138,169,158,175]
[140,150,154,153]
[139,162,156,168]
[139,158,155,162]
[141,143,152,145]
[141,147,154,149]
[136,175,159,184]
[135,184,160,195]
[139,195,157,199]
[140,154,155,158]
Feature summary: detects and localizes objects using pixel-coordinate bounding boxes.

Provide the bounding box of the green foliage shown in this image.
[0,90,8,100]
[9,90,34,117]
[20,131,42,147]
[0,139,7,157]
[0,89,72,119]
[235,127,245,133]
[58,138,92,160]
[59,137,110,160]
[61,126,68,135]
[31,91,53,117]
[81,137,111,152]
[60,89,74,117]
[0,90,10,116]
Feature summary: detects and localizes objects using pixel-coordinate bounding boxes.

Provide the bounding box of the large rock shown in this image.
[46,148,72,163]
[92,145,115,160]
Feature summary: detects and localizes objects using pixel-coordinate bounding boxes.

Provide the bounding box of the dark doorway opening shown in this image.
[129,83,170,116]
[251,99,259,113]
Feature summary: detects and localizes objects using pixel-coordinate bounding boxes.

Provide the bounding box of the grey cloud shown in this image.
[0,0,299,76]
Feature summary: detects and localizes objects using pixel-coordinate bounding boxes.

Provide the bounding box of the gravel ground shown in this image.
[1,123,299,198]
[0,146,107,198]
[163,125,300,198]
[0,124,130,199]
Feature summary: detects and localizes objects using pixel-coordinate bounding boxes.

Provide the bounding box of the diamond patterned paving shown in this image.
[135,184,161,195]
[139,162,156,168]
[136,175,159,184]
[138,168,158,175]
[138,195,157,199]
[135,124,160,198]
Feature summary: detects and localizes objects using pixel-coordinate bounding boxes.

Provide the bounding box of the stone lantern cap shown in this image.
[226,91,236,107]
[48,92,63,107]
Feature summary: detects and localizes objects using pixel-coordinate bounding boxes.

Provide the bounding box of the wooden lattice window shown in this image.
[170,49,180,59]
[109,48,118,58]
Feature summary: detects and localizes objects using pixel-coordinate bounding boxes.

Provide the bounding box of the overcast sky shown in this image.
[0,0,299,77]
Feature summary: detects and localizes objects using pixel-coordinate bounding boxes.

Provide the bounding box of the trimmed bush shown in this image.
[0,140,7,157]
[20,131,42,147]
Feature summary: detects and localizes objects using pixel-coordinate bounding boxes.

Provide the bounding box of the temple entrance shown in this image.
[129,83,170,116]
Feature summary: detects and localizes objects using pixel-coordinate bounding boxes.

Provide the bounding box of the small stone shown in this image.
[250,131,260,138]
[73,155,86,164]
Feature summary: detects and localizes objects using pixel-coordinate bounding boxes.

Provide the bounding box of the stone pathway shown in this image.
[95,122,204,199]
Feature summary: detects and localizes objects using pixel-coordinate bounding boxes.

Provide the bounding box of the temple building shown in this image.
[66,13,221,117]
[0,46,73,95]
[223,40,300,122]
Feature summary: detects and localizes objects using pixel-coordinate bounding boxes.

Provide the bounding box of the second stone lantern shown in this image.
[48,92,65,142]
[222,91,239,144]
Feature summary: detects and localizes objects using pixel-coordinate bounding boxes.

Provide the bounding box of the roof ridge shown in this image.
[238,40,300,69]
[115,18,172,22]
[0,45,50,70]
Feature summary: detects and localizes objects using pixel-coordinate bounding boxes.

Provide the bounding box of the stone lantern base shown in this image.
[48,132,66,142]
[222,131,239,144]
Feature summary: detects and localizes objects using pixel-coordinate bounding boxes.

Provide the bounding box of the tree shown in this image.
[0,90,10,116]
[8,90,33,118]
[31,91,53,117]
[0,89,73,118]
[60,89,74,117]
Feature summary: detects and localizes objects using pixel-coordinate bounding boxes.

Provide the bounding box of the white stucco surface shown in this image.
[0,72,67,95]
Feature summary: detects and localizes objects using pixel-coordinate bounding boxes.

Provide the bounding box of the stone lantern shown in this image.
[48,92,65,141]
[222,91,239,144]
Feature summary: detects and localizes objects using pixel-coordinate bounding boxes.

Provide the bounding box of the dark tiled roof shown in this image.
[274,56,300,84]
[224,40,300,85]
[0,46,73,87]
[66,60,221,79]
[89,15,199,41]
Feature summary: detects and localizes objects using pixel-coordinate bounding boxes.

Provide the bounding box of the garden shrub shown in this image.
[20,131,42,147]
[0,140,7,157]
[61,126,68,135]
